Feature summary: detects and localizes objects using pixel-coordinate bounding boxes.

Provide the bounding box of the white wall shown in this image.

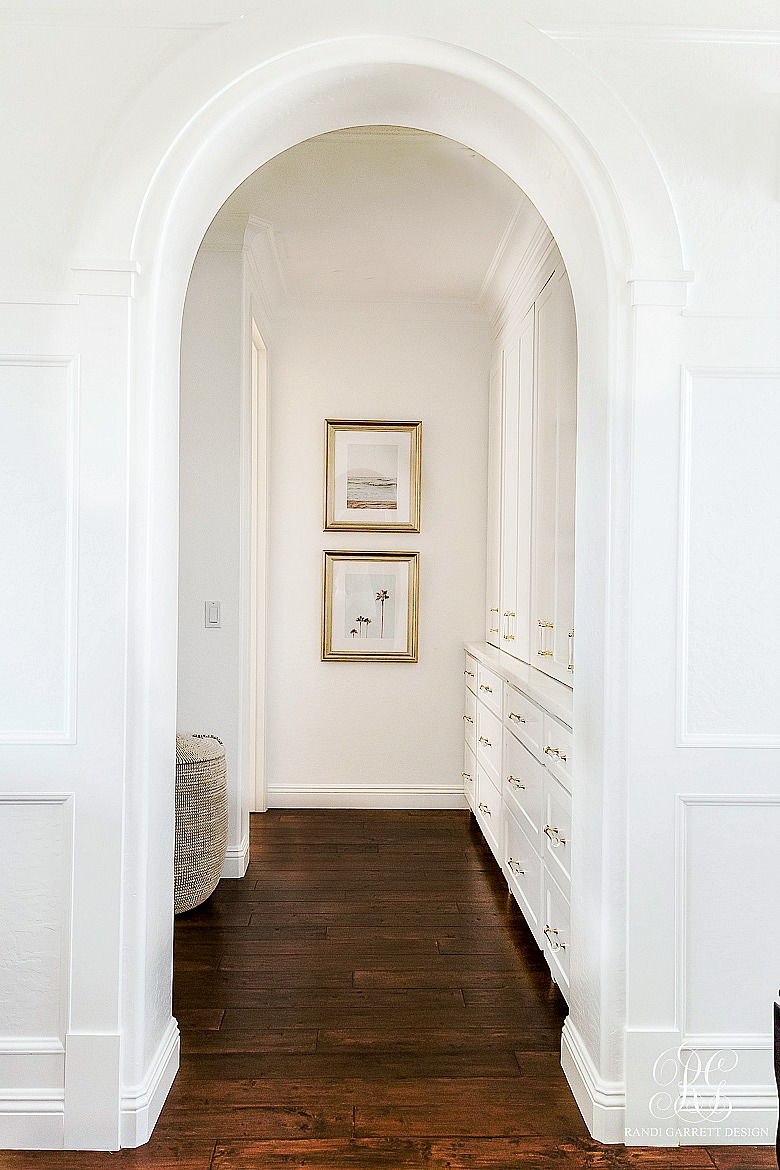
[265,301,490,805]
[178,244,248,868]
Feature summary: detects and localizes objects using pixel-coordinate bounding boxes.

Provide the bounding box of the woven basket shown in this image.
[174,733,228,915]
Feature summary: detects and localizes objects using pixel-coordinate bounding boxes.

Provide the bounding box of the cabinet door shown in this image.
[531,266,577,685]
[499,306,534,662]
[485,362,502,646]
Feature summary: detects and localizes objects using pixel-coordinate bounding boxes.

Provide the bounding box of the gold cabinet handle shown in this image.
[568,629,574,673]
[478,736,492,747]
[544,824,568,847]
[544,925,566,951]
[461,771,473,782]
[479,684,493,693]
[507,857,525,875]
[537,620,553,658]
[478,802,491,816]
[503,611,516,642]
[489,628,499,634]
[503,611,516,617]
[508,711,526,724]
[464,669,475,678]
[507,775,526,790]
[490,608,499,613]
[463,715,474,724]
[544,745,568,762]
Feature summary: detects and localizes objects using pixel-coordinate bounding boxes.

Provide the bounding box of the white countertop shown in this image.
[464,641,574,728]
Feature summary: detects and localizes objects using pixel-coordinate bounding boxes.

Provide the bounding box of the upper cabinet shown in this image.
[486,245,578,687]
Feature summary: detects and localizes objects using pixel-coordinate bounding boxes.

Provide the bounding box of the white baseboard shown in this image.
[0,1095,64,1150]
[561,1018,626,1144]
[221,832,250,878]
[120,1018,180,1148]
[267,785,469,810]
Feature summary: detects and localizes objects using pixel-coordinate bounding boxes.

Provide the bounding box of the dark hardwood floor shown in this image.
[2,809,774,1168]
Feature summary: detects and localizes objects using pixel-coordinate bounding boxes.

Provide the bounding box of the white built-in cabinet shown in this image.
[462,646,574,1001]
[485,244,577,687]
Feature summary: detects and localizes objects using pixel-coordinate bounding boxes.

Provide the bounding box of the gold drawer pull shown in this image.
[544,825,568,847]
[507,776,526,790]
[490,608,499,613]
[461,772,473,782]
[478,802,491,816]
[479,684,493,693]
[544,745,568,762]
[537,620,553,658]
[508,711,526,723]
[568,629,574,673]
[507,857,525,875]
[503,611,516,618]
[463,715,474,724]
[544,925,566,951]
[503,634,516,641]
[478,736,492,747]
[489,627,499,633]
[464,669,475,678]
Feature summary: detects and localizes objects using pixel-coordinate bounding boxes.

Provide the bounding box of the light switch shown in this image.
[205,601,221,628]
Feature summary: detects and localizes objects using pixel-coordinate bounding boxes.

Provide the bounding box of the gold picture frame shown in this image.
[324,419,422,532]
[322,551,419,662]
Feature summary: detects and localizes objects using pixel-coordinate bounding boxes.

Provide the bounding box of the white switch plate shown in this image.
[205,601,221,628]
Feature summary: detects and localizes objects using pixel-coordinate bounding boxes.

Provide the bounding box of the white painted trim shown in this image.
[477,203,523,304]
[267,786,469,810]
[561,1019,626,1144]
[542,26,780,45]
[0,1038,64,1054]
[0,357,79,745]
[675,792,780,1041]
[120,1018,180,1149]
[221,832,250,878]
[676,367,780,747]
[490,222,556,333]
[72,261,139,298]
[0,1092,65,1151]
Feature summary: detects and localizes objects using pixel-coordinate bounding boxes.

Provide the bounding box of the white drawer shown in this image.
[542,868,570,1002]
[463,652,478,696]
[504,806,542,943]
[503,686,544,761]
[503,729,544,847]
[476,764,502,861]
[462,741,477,811]
[542,714,572,792]
[542,774,572,897]
[463,687,477,754]
[476,703,502,784]
[476,662,503,718]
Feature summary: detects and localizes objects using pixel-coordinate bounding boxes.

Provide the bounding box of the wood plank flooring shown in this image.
[2,809,775,1169]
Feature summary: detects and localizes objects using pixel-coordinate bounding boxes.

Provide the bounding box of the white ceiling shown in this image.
[210,128,533,307]
[3,1,777,31]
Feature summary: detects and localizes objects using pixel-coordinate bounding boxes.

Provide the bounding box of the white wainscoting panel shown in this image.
[677,796,780,1120]
[0,356,78,743]
[678,369,780,746]
[0,795,73,1147]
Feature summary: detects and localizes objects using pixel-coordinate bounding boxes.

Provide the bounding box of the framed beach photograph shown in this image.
[322,551,419,662]
[324,420,422,532]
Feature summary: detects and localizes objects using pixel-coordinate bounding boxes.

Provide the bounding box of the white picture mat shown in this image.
[332,429,412,525]
[330,559,410,654]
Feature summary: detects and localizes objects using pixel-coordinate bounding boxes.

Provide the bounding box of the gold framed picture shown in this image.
[322,551,420,662]
[324,419,422,532]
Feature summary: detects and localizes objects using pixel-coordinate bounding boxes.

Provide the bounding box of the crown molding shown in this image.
[542,25,780,44]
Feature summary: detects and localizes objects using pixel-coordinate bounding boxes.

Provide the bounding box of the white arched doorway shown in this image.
[71,10,690,1150]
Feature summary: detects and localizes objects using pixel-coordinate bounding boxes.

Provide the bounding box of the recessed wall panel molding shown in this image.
[0,795,73,1055]
[0,355,78,744]
[676,795,780,1086]
[677,367,780,746]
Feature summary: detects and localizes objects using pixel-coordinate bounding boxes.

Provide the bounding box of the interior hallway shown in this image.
[1,810,773,1169]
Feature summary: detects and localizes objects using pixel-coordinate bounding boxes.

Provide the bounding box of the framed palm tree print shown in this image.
[322,551,419,662]
[324,420,422,532]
